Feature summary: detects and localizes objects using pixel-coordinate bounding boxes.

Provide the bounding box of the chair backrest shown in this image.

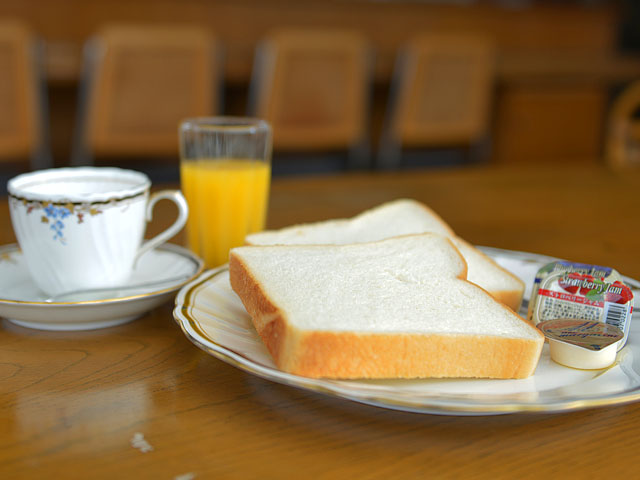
[0,20,50,169]
[379,33,495,167]
[74,24,220,163]
[606,80,640,168]
[249,29,371,158]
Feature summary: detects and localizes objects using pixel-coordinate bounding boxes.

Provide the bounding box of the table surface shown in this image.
[1,165,639,478]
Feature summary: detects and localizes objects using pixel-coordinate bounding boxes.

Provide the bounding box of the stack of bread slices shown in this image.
[230,199,543,380]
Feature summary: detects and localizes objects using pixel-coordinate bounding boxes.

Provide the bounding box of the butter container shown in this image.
[527,261,623,322]
[538,319,624,370]
[530,270,634,349]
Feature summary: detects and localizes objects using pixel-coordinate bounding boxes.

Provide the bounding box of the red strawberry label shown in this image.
[579,274,597,295]
[558,273,582,294]
[556,273,632,304]
[604,282,634,304]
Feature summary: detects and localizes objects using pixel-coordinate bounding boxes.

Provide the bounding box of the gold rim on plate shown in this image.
[173,251,640,415]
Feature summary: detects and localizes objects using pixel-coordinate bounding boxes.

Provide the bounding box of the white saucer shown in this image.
[0,243,204,331]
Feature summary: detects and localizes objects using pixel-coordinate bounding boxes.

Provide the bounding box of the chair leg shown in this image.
[70,87,93,166]
[70,38,99,167]
[30,147,53,171]
[30,39,53,171]
[468,135,492,164]
[347,141,371,170]
[70,138,92,166]
[377,138,402,170]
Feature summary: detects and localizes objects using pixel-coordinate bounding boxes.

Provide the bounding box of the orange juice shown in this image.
[180,158,271,267]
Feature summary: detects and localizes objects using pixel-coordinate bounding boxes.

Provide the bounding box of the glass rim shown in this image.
[180,116,270,134]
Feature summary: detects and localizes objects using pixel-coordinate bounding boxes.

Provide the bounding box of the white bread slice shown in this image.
[230,234,543,379]
[245,199,525,312]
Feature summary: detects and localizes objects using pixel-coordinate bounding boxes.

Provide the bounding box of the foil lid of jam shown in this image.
[538,319,624,370]
[538,319,624,351]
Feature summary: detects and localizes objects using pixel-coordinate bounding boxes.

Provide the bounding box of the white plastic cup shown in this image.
[7,167,188,297]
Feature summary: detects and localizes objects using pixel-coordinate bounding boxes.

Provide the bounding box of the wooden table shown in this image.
[1,165,640,478]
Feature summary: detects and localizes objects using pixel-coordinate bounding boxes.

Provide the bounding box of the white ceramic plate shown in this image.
[173,248,640,415]
[0,243,204,330]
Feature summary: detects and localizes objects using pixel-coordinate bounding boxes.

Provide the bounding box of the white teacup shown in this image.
[7,167,188,297]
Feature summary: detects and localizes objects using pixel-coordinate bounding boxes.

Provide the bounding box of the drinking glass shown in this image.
[179,117,272,267]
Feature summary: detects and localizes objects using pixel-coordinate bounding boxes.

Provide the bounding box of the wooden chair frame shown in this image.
[72,24,221,166]
[378,33,495,169]
[248,28,373,169]
[0,20,51,170]
[606,80,640,169]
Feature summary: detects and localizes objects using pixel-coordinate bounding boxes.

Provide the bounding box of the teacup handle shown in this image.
[135,190,189,263]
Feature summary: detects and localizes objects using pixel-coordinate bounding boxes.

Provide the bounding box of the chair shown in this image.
[72,24,220,167]
[248,29,372,170]
[605,80,640,169]
[0,20,51,171]
[378,33,495,169]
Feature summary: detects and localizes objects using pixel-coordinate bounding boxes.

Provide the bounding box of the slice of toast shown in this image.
[245,199,525,311]
[230,234,543,379]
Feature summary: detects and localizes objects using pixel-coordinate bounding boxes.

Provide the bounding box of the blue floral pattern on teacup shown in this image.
[43,205,72,244]
[8,196,111,246]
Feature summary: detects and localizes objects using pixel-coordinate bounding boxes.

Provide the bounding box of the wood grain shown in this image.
[1,165,640,479]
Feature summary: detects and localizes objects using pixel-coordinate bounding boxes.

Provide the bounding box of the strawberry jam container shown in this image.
[527,261,623,322]
[530,267,634,350]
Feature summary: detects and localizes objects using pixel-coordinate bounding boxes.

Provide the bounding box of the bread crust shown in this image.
[294,331,541,379]
[452,237,525,311]
[229,254,291,368]
[492,290,524,313]
[229,250,543,380]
